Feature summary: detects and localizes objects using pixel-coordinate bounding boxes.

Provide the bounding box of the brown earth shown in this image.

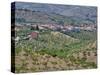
[15,50,97,73]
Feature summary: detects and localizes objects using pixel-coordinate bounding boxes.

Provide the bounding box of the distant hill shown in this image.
[12,2,97,25]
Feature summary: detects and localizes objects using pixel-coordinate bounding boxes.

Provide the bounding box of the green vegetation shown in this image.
[15,27,97,57]
[15,12,97,73]
[14,24,97,73]
[12,4,97,73]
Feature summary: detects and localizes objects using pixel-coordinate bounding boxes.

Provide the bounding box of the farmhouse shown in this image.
[30,32,39,39]
[22,31,39,40]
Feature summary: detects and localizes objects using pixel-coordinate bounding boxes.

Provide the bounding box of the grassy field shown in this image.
[14,28,97,73]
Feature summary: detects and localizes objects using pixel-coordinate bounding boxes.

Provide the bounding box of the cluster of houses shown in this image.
[14,23,96,42]
[15,22,97,32]
[30,23,96,32]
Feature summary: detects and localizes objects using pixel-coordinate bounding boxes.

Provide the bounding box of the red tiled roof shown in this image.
[30,32,38,39]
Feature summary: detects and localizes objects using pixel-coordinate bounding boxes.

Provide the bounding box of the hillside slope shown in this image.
[14,9,96,25]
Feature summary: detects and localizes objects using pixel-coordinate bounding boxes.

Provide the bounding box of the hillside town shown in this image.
[14,23,97,43]
[15,23,97,32]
